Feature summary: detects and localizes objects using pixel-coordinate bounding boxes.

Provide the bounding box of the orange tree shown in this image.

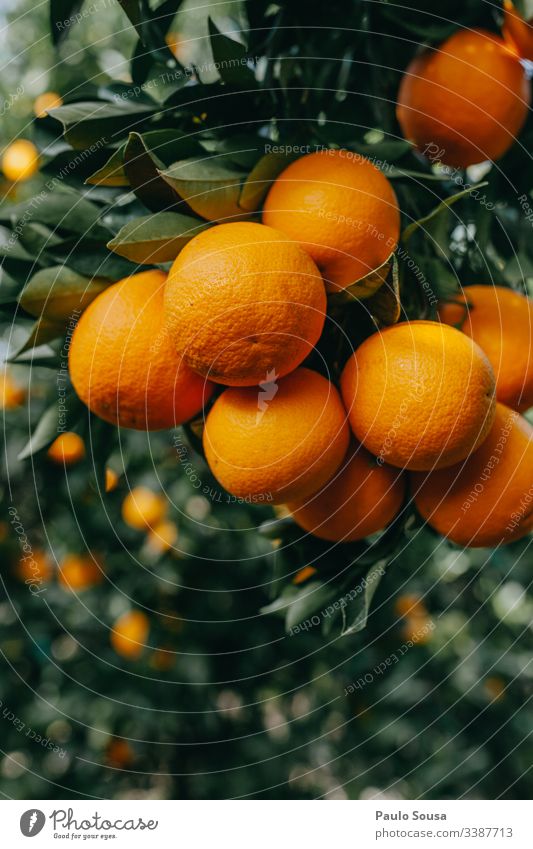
[1,0,533,799]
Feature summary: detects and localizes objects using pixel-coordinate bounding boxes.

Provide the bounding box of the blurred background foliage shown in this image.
[1,0,533,800]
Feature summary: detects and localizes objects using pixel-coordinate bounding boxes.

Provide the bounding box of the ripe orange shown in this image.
[262,149,400,292]
[33,91,63,118]
[394,594,427,618]
[69,270,213,430]
[164,222,326,386]
[503,0,533,61]
[396,29,530,168]
[1,140,40,182]
[146,520,178,554]
[286,443,405,542]
[412,403,533,547]
[340,321,496,471]
[1,369,25,409]
[111,610,149,659]
[105,468,119,493]
[47,432,85,465]
[16,550,52,585]
[122,486,167,531]
[203,367,350,503]
[105,738,135,767]
[401,615,434,644]
[58,554,103,591]
[439,285,533,413]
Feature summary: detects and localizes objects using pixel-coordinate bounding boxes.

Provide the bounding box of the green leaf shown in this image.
[402,182,489,244]
[48,101,156,149]
[50,0,85,45]
[285,581,338,632]
[123,131,198,212]
[19,266,109,320]
[341,560,388,636]
[366,254,401,326]
[159,157,248,222]
[10,317,65,358]
[208,18,256,86]
[107,212,209,263]
[328,252,394,304]
[1,190,111,240]
[239,152,289,212]
[18,392,83,460]
[85,145,129,187]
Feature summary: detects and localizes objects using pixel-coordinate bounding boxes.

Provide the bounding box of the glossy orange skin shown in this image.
[412,403,533,547]
[69,270,213,430]
[203,367,350,504]
[340,321,497,472]
[164,222,326,386]
[287,443,406,542]
[397,29,530,167]
[439,285,533,413]
[263,149,400,291]
[503,0,533,61]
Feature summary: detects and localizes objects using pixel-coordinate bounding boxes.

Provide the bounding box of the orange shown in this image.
[111,610,149,659]
[69,270,213,430]
[1,140,40,182]
[503,0,533,61]
[401,615,434,644]
[203,367,350,503]
[1,369,25,409]
[47,432,85,465]
[105,738,135,767]
[439,285,533,413]
[33,91,63,118]
[164,222,326,386]
[16,550,52,585]
[396,29,530,168]
[262,149,400,292]
[105,468,119,493]
[394,594,427,618]
[122,486,167,530]
[292,566,318,585]
[146,520,178,554]
[412,403,533,547]
[340,321,496,472]
[286,443,405,542]
[58,554,103,591]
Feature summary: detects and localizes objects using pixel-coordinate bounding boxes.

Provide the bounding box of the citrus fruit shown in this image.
[47,432,85,465]
[122,486,167,531]
[286,443,406,542]
[58,554,103,591]
[262,149,400,292]
[412,403,533,547]
[396,29,530,167]
[439,285,533,413]
[203,367,350,503]
[394,594,427,618]
[146,520,178,554]
[105,468,119,493]
[401,615,434,644]
[111,610,149,659]
[105,738,135,767]
[164,222,326,386]
[33,91,63,118]
[340,321,496,471]
[69,269,213,430]
[1,140,40,182]
[1,369,25,409]
[503,0,533,61]
[16,550,52,585]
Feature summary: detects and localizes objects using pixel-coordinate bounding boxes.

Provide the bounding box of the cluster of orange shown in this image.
[64,143,533,550]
